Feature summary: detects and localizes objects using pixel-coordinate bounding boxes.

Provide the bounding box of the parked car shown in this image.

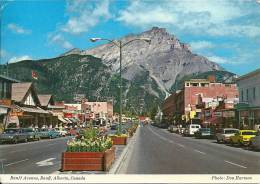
[216,128,239,143]
[230,130,257,146]
[0,128,28,144]
[55,128,67,137]
[168,125,178,133]
[20,128,41,141]
[110,124,118,130]
[184,124,201,136]
[38,128,60,139]
[251,134,260,150]
[194,128,214,139]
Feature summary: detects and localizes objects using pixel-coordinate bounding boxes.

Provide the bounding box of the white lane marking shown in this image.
[5,159,29,166]
[194,149,206,155]
[177,143,185,148]
[149,126,174,143]
[224,160,247,169]
[36,158,56,167]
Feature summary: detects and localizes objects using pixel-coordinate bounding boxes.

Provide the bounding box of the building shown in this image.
[0,75,19,132]
[9,82,52,128]
[236,68,260,129]
[82,101,113,122]
[162,77,238,126]
[38,94,66,127]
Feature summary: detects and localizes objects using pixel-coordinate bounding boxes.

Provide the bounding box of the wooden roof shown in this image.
[11,82,40,105]
[38,95,54,107]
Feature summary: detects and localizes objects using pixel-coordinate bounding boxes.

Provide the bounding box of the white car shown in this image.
[186,124,201,136]
[55,128,67,137]
[216,128,239,143]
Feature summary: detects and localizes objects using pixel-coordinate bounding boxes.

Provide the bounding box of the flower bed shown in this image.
[110,134,128,145]
[61,146,115,171]
[61,129,115,171]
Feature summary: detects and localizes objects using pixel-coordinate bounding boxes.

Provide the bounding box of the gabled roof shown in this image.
[0,75,20,83]
[11,82,40,105]
[38,95,54,107]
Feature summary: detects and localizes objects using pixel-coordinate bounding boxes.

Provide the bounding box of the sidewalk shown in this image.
[54,129,138,174]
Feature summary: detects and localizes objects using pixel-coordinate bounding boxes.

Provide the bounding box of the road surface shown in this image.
[119,124,260,174]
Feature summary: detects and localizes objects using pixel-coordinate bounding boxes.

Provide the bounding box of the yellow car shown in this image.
[230,130,257,146]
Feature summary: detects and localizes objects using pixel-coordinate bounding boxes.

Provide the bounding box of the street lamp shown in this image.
[90,37,151,133]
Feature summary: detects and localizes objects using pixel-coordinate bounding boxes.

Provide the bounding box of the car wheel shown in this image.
[230,140,234,146]
[217,138,220,143]
[13,138,18,144]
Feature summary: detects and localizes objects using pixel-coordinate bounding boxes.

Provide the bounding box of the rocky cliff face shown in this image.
[82,27,223,95]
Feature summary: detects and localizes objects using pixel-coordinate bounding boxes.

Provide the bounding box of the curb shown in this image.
[109,126,139,174]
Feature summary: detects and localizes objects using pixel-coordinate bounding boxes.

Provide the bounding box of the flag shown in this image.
[32,70,38,80]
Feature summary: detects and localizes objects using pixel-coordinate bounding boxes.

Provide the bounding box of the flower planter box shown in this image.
[110,136,127,145]
[61,146,115,171]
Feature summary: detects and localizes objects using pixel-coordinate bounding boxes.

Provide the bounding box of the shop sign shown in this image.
[10,107,23,116]
[0,99,12,106]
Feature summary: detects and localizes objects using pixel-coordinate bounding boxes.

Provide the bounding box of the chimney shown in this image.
[208,75,216,83]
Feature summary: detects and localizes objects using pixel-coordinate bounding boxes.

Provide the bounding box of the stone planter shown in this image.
[61,146,115,171]
[110,136,127,145]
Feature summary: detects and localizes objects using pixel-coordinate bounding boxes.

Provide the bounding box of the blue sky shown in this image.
[1,0,260,75]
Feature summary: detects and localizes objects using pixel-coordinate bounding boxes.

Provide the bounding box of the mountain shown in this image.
[1,27,233,115]
[1,54,164,114]
[82,27,223,95]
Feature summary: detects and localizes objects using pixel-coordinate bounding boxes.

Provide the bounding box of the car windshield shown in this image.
[242,131,256,135]
[225,130,238,134]
[41,129,48,132]
[4,129,18,134]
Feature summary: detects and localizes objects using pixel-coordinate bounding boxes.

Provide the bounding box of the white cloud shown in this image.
[189,41,214,51]
[48,33,73,49]
[8,55,32,63]
[8,23,31,34]
[117,0,260,38]
[207,56,228,64]
[61,0,111,34]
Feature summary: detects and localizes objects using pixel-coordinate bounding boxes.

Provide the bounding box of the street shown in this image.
[118,125,260,174]
[0,137,70,174]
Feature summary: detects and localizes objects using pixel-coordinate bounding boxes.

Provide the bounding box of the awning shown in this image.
[69,118,78,123]
[58,116,68,124]
[65,118,73,124]
[16,105,50,114]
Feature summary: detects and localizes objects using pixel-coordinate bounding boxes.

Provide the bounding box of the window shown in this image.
[246,89,249,101]
[253,87,256,99]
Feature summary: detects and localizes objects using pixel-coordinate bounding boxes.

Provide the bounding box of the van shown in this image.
[187,124,201,136]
